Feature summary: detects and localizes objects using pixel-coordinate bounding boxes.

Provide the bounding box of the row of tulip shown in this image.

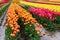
[6,3,47,39]
[20,1,60,12]
[6,3,20,37]
[0,2,10,17]
[14,3,41,35]
[5,3,41,38]
[28,7,60,20]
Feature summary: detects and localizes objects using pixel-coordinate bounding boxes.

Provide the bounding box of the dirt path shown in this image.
[0,9,7,40]
[41,31,60,40]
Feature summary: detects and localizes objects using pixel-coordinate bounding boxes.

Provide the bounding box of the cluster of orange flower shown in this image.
[6,3,46,37]
[14,3,43,35]
[6,3,20,37]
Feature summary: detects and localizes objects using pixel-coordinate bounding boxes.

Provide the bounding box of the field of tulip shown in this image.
[5,3,42,40]
[0,0,60,40]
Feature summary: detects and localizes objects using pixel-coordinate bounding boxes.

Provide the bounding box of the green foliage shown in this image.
[22,5,60,31]
[0,3,10,17]
[0,4,5,7]
[31,13,60,31]
[5,26,20,40]
[25,24,40,40]
[5,4,40,40]
[32,14,57,31]
[18,18,40,40]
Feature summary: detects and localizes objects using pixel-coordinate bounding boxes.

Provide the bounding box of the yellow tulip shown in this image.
[20,1,60,12]
[12,0,20,3]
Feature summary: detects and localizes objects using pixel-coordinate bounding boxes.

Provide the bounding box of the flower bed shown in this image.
[4,0,60,40]
[5,3,45,40]
[0,0,9,4]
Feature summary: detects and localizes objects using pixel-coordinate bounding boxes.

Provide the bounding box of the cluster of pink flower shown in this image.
[28,8,60,20]
[0,0,9,4]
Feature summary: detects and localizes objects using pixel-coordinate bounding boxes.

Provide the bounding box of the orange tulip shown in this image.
[6,3,21,37]
[11,27,15,30]
[10,33,15,37]
[16,29,20,32]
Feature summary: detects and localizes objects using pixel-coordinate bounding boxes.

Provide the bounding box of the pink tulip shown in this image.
[28,8,60,20]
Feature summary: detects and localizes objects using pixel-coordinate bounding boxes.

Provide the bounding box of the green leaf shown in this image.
[6,26,19,40]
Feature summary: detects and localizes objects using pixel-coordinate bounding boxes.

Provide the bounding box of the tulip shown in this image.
[6,3,20,37]
[28,8,60,20]
[20,1,60,12]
